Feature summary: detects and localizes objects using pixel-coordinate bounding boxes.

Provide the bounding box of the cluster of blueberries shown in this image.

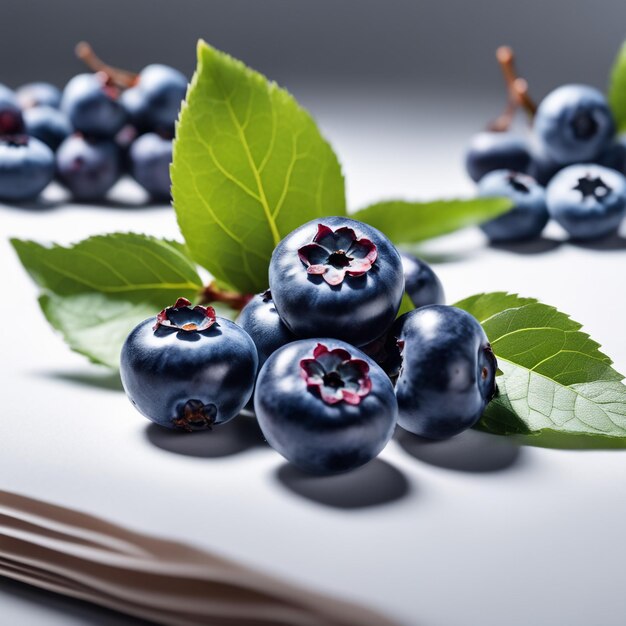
[467,84,626,242]
[120,217,498,475]
[0,59,185,203]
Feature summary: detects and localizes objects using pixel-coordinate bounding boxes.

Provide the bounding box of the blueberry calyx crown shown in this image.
[570,110,598,140]
[573,175,611,201]
[0,113,25,136]
[300,343,372,405]
[153,297,217,332]
[1,135,29,148]
[506,173,530,194]
[298,223,377,286]
[172,399,217,432]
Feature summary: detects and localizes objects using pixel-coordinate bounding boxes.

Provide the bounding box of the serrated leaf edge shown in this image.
[11,233,203,296]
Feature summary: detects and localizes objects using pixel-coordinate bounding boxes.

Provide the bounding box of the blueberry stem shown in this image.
[75,41,138,89]
[487,46,537,132]
[487,98,517,133]
[199,281,253,311]
[496,47,537,117]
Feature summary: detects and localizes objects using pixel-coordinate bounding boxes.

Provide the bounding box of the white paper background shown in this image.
[2,91,626,625]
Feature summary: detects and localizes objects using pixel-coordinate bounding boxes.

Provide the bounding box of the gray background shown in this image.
[4,0,626,97]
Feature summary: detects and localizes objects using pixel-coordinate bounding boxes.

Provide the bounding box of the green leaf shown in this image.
[457,292,626,448]
[609,40,626,133]
[172,40,346,294]
[351,197,512,245]
[396,292,415,318]
[11,233,203,368]
[454,292,537,322]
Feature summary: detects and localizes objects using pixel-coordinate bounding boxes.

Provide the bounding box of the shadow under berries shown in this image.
[395,428,524,473]
[40,369,124,392]
[276,459,411,509]
[0,198,63,213]
[488,236,562,255]
[569,232,626,251]
[144,416,267,458]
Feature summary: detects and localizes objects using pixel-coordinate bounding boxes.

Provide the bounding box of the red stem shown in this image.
[75,41,138,89]
[488,46,537,132]
[199,282,253,311]
[495,46,537,117]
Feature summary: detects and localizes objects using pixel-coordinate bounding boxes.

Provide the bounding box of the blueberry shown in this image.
[16,82,61,110]
[0,84,24,135]
[254,339,397,474]
[120,298,258,431]
[478,170,549,242]
[236,289,295,369]
[269,217,404,347]
[465,132,531,182]
[56,135,121,201]
[121,64,187,134]
[534,85,615,165]
[361,332,405,384]
[61,73,127,138]
[596,138,626,174]
[128,132,172,200]
[119,87,145,129]
[401,253,444,308]
[0,135,54,201]
[114,124,139,174]
[528,145,563,186]
[530,138,623,185]
[23,106,72,151]
[393,305,497,440]
[546,163,626,240]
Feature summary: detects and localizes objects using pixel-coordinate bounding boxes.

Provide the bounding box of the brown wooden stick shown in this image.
[0,489,400,626]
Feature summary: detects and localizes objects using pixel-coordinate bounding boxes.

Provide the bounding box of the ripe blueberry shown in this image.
[361,332,405,385]
[392,305,497,440]
[23,106,72,151]
[529,138,624,186]
[16,82,61,110]
[596,139,626,175]
[478,170,549,242]
[465,131,531,182]
[236,289,295,369]
[0,135,54,202]
[0,84,24,135]
[121,64,187,135]
[120,298,258,431]
[528,145,563,186]
[546,163,626,240]
[56,135,121,201]
[128,132,172,200]
[254,339,398,474]
[401,253,445,308]
[534,85,615,165]
[61,73,128,138]
[269,217,404,347]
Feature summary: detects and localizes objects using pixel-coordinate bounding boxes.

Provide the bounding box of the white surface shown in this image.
[2,91,626,626]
